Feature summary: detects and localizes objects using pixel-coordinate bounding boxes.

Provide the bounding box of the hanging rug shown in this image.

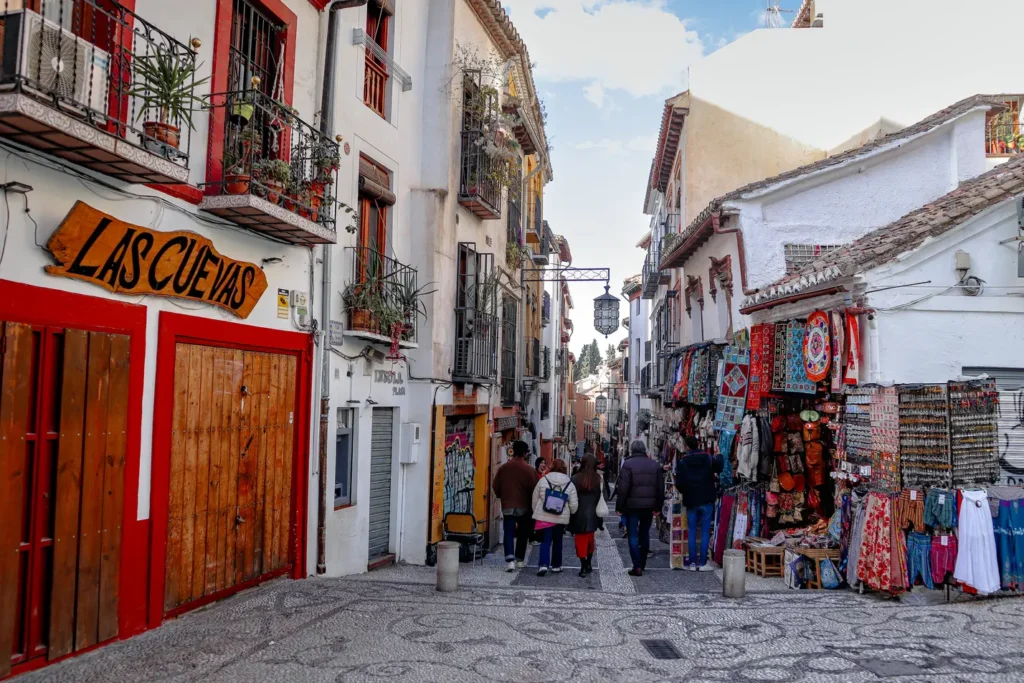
[803,310,832,382]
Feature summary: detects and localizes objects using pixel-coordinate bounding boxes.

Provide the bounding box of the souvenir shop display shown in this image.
[784,321,817,394]
[802,311,832,383]
[899,385,952,487]
[948,379,999,487]
[871,387,901,491]
[747,323,773,410]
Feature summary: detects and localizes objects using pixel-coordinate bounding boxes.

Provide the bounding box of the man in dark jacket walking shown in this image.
[493,441,539,571]
[615,440,664,576]
[675,436,724,571]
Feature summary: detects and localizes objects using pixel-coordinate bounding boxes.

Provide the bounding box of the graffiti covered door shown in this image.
[444,418,475,516]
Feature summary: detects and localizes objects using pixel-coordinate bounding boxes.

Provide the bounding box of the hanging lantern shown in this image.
[592,417,601,432]
[594,285,620,337]
[595,393,607,414]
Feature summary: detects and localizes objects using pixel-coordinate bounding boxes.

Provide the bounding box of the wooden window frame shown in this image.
[363,0,391,118]
[206,0,296,193]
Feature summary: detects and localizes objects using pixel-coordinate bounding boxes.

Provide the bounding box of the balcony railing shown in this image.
[364,58,387,118]
[200,89,338,245]
[641,245,663,299]
[542,345,550,380]
[458,130,502,219]
[454,307,499,382]
[500,299,517,406]
[542,291,551,326]
[343,247,419,346]
[0,0,196,184]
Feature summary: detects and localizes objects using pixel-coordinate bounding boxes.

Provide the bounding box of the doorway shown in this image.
[368,408,394,560]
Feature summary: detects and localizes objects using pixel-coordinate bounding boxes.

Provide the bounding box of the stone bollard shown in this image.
[436,541,460,592]
[722,549,746,599]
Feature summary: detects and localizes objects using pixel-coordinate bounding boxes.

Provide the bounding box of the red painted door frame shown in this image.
[148,311,313,628]
[0,280,148,679]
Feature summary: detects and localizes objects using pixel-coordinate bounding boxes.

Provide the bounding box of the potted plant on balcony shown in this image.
[261,159,291,204]
[131,47,208,151]
[223,150,251,195]
[393,278,437,342]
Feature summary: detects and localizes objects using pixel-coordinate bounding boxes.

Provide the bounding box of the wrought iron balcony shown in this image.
[454,307,499,383]
[0,0,196,184]
[541,291,551,326]
[343,247,420,347]
[542,345,550,380]
[458,130,502,219]
[641,240,670,299]
[199,89,338,245]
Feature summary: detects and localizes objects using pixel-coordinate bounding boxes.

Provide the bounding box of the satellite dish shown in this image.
[765,0,796,28]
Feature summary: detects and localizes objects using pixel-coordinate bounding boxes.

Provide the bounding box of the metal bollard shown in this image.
[722,549,746,599]
[436,541,460,592]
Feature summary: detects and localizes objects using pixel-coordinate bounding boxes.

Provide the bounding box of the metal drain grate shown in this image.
[640,639,683,660]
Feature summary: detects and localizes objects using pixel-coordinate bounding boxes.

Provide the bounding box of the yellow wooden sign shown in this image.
[46,201,268,318]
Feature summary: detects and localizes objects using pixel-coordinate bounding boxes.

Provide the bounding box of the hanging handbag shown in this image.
[542,476,571,515]
[596,493,610,518]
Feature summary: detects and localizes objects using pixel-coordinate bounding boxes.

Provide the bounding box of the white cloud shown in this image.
[583,81,606,108]
[575,135,655,154]
[503,0,704,98]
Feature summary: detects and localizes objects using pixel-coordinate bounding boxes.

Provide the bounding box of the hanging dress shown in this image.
[953,489,1001,594]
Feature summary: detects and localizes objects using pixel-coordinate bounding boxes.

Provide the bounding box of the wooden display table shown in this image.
[747,545,785,577]
[796,548,841,589]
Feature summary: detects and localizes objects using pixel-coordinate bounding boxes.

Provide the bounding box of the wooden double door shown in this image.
[0,323,131,677]
[163,343,297,614]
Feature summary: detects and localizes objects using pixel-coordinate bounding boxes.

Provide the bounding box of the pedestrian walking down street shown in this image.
[531,456,550,545]
[616,439,664,577]
[531,459,578,576]
[569,454,603,577]
[492,440,540,571]
[675,435,723,571]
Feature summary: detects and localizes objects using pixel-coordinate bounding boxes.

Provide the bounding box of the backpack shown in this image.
[542,476,572,515]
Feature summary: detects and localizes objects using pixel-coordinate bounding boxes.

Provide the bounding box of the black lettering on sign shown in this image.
[45,201,269,319]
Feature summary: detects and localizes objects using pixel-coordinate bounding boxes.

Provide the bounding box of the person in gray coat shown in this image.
[615,440,665,576]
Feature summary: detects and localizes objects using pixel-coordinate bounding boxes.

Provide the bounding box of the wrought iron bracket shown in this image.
[521,267,610,283]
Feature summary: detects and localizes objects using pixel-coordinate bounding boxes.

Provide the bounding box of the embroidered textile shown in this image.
[803,311,832,382]
[706,345,724,404]
[844,314,861,385]
[771,324,787,392]
[830,311,845,393]
[784,321,816,394]
[714,345,749,431]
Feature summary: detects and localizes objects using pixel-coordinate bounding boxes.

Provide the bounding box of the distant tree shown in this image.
[588,340,601,374]
[574,344,590,378]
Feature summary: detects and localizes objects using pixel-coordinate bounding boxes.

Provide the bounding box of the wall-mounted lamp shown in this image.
[1,181,33,194]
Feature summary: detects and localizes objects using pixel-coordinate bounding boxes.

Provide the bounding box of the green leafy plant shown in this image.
[260,159,291,183]
[129,47,208,130]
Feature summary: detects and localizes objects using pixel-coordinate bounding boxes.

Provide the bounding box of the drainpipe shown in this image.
[315,0,366,576]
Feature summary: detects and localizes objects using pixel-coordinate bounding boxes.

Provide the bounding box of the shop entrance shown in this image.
[368,408,395,560]
[162,344,297,614]
[0,323,131,676]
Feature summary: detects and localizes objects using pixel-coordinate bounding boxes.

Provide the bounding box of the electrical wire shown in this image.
[0,189,10,272]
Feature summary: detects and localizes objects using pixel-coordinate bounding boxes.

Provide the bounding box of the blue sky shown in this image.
[501,0,778,356]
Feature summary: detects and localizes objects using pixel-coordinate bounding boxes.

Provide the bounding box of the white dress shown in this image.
[953,489,1001,594]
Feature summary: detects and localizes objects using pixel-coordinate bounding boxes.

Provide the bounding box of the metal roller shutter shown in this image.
[368,409,394,559]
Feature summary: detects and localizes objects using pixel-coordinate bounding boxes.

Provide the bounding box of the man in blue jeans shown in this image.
[492,441,539,571]
[615,440,664,577]
[675,436,724,571]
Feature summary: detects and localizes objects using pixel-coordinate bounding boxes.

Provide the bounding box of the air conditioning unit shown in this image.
[1,8,110,114]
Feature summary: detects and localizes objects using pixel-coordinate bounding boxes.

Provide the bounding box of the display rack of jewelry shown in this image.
[948,379,999,486]
[899,384,952,487]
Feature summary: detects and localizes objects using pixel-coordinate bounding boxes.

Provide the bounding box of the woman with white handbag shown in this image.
[569,455,608,577]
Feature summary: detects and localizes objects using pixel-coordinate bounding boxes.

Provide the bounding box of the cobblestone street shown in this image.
[17,524,1024,683]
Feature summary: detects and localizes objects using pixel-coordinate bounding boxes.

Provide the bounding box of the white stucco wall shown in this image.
[731,110,991,293]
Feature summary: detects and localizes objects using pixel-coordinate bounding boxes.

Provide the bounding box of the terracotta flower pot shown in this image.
[225,173,251,195]
[143,121,180,149]
[350,308,372,332]
[283,194,297,212]
[266,180,284,204]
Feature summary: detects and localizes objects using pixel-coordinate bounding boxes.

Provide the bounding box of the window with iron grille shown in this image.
[508,157,523,243]
[454,243,498,382]
[784,244,842,274]
[500,297,518,406]
[229,0,283,96]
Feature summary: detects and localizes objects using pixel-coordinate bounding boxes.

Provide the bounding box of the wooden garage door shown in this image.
[163,344,296,613]
[0,323,131,677]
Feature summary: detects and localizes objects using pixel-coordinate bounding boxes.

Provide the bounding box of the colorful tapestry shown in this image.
[772,323,788,392]
[688,348,706,404]
[679,350,693,403]
[830,312,845,393]
[784,321,817,394]
[803,311,832,382]
[748,325,765,410]
[714,345,749,431]
[706,345,725,404]
[845,314,861,385]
